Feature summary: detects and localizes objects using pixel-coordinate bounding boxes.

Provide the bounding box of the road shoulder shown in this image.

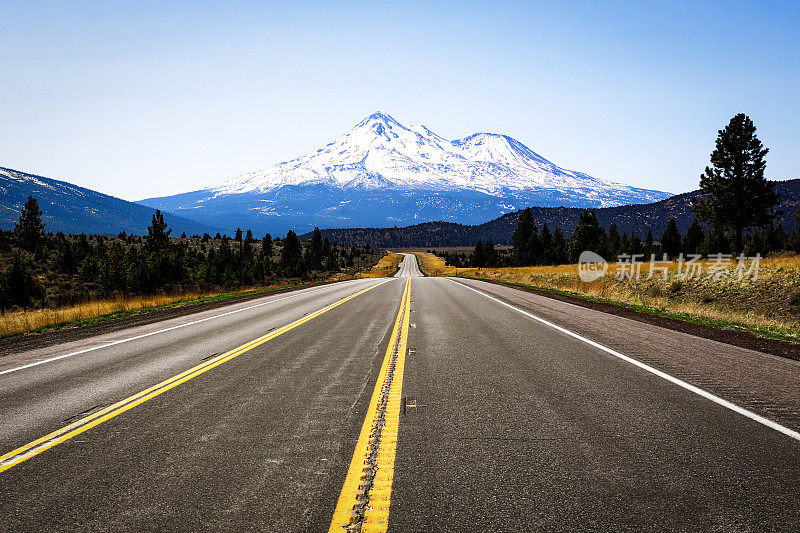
[458,276,800,361]
[452,277,800,435]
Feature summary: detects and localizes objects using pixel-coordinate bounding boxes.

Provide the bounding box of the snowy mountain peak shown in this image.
[213,112,670,206]
[357,111,403,129]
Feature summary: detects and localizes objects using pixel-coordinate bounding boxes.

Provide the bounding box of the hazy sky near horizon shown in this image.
[1,1,798,201]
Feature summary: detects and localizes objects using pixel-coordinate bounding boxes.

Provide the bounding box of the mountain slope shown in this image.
[141,112,671,234]
[305,179,800,247]
[0,166,218,236]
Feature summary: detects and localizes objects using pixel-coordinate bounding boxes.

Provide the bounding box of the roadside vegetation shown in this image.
[361,252,403,278]
[0,199,390,337]
[419,114,800,343]
[416,252,800,343]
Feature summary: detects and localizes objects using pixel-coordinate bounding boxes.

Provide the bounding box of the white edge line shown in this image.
[449,278,800,443]
[0,278,379,377]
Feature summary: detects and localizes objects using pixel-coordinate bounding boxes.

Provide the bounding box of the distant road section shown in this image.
[394,253,423,278]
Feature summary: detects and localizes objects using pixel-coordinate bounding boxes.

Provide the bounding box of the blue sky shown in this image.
[1,1,798,200]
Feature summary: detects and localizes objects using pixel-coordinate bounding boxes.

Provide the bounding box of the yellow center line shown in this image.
[329,277,412,532]
[0,279,393,475]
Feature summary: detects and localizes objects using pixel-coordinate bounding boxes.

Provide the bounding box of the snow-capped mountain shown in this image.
[140,112,671,234]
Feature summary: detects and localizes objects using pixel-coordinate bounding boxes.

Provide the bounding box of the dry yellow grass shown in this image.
[0,292,210,338]
[359,252,403,278]
[0,276,356,338]
[0,252,397,339]
[413,252,800,342]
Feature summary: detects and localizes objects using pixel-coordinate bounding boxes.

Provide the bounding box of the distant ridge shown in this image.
[304,179,800,247]
[0,166,217,236]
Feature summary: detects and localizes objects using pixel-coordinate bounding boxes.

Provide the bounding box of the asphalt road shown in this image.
[1,254,798,531]
[394,253,423,278]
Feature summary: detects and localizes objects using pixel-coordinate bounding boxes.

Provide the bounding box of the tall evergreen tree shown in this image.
[618,232,630,256]
[660,219,681,259]
[540,224,553,264]
[1,253,42,309]
[682,218,705,255]
[526,225,542,265]
[606,223,621,259]
[483,241,497,267]
[567,210,604,262]
[550,228,567,265]
[146,210,171,252]
[280,230,302,271]
[693,113,780,254]
[511,208,534,266]
[14,196,45,251]
[643,230,655,258]
[261,233,273,257]
[472,241,486,268]
[310,227,323,269]
[700,225,731,255]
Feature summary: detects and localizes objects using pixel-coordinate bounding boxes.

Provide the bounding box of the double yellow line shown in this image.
[329,277,412,532]
[0,279,391,474]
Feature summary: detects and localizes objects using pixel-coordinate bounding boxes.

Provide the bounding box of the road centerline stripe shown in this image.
[329,278,412,533]
[0,279,393,475]
[450,278,800,443]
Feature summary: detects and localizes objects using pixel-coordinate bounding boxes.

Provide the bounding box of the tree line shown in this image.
[0,198,380,312]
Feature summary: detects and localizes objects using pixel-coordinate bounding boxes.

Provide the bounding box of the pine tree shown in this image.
[261,233,273,258]
[682,218,705,255]
[567,210,604,263]
[643,230,654,259]
[550,228,567,265]
[483,241,497,267]
[2,253,43,309]
[693,114,780,254]
[660,219,681,259]
[618,232,630,256]
[525,225,542,265]
[511,208,534,266]
[473,241,486,268]
[606,223,621,259]
[629,233,643,255]
[540,224,553,264]
[281,230,301,271]
[310,227,323,269]
[146,210,171,252]
[14,196,45,251]
[700,225,731,255]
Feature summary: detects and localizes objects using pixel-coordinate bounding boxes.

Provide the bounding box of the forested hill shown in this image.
[306,179,800,247]
[0,166,217,236]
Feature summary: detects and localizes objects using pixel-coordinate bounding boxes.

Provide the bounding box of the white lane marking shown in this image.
[450,278,800,443]
[0,279,376,377]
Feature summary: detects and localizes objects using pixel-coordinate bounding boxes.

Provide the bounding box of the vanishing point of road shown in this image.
[1,253,798,531]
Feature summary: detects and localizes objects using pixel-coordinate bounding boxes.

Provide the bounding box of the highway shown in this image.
[1,253,799,531]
